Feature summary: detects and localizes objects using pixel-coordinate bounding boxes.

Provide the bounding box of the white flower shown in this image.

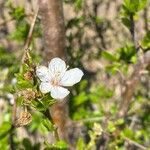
[36,58,84,99]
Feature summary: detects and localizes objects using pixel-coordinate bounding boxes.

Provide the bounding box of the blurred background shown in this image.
[0,0,150,149]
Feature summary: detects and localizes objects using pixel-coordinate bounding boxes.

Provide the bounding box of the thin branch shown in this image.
[22,6,39,63]
[124,137,148,150]
[24,7,39,49]
[92,0,106,49]
[143,7,149,31]
[101,129,148,150]
[118,50,150,117]
[76,117,103,123]
[129,14,136,47]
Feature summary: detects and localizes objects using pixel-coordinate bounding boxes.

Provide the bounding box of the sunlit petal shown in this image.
[60,68,84,86]
[39,82,51,93]
[36,66,51,82]
[50,86,70,99]
[48,58,66,77]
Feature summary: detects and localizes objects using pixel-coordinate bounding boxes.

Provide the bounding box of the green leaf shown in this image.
[31,95,55,112]
[115,119,124,125]
[78,80,88,91]
[121,17,131,28]
[73,92,88,106]
[44,140,68,149]
[107,121,116,133]
[123,0,147,14]
[9,21,30,42]
[0,122,11,140]
[102,51,117,61]
[138,0,148,11]
[121,128,135,139]
[17,80,33,89]
[117,44,137,63]
[76,138,86,150]
[141,31,150,50]
[74,0,83,11]
[15,72,33,89]
[41,94,56,108]
[10,7,25,20]
[22,138,33,150]
[42,118,53,132]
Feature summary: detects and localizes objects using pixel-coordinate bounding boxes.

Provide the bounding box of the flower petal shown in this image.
[48,58,66,77]
[36,66,51,82]
[39,82,51,93]
[60,68,84,86]
[50,86,70,99]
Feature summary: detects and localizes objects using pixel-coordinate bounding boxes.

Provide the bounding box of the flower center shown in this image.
[51,78,59,86]
[50,72,61,86]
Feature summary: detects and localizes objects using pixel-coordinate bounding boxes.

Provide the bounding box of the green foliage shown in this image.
[0,46,17,67]
[141,31,150,50]
[0,122,11,140]
[31,95,56,112]
[9,21,30,42]
[64,0,83,11]
[44,140,68,150]
[121,0,148,30]
[122,0,148,15]
[117,44,137,63]
[10,7,25,21]
[101,51,118,62]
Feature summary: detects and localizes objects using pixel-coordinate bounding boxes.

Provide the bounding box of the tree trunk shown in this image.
[38,0,73,145]
[39,0,66,61]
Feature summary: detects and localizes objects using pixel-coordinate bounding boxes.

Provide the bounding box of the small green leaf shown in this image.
[42,118,53,132]
[123,0,147,14]
[73,92,88,106]
[107,121,116,133]
[41,94,56,108]
[22,138,32,150]
[115,119,124,125]
[141,31,150,50]
[121,17,131,28]
[0,122,11,140]
[76,138,86,150]
[44,140,68,149]
[74,0,83,11]
[10,7,25,20]
[102,51,117,61]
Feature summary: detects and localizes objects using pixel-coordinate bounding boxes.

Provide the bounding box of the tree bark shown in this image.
[39,0,72,145]
[39,0,66,61]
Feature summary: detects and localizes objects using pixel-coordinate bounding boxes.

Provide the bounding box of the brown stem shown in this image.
[129,14,137,49]
[24,6,39,49]
[22,5,39,64]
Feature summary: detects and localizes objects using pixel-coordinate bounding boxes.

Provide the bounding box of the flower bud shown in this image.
[20,89,36,103]
[23,71,33,80]
[15,111,32,127]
